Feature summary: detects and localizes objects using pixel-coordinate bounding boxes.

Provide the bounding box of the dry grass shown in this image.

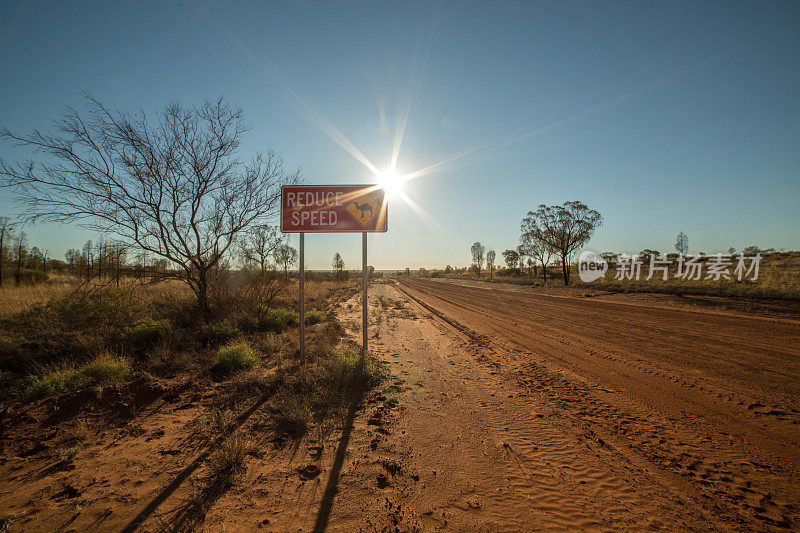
[589,252,800,300]
[0,275,79,316]
[439,251,800,300]
[207,432,248,484]
[274,279,358,311]
[268,349,384,437]
[0,273,365,406]
[202,407,235,438]
[0,276,195,318]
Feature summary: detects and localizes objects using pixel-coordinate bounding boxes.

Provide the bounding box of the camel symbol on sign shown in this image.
[346,195,380,227]
[352,202,373,219]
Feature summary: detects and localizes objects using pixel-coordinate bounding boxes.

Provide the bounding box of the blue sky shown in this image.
[1,0,798,269]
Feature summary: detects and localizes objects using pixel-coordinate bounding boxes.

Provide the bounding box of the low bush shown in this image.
[9,269,49,285]
[305,311,325,325]
[232,313,259,333]
[268,349,384,436]
[125,319,176,352]
[215,343,261,374]
[258,309,299,332]
[80,353,134,383]
[200,321,241,346]
[271,394,313,436]
[207,432,248,484]
[3,287,142,335]
[147,345,195,377]
[326,351,384,399]
[24,353,133,402]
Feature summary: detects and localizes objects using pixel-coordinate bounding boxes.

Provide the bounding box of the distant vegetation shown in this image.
[393,205,798,300]
[398,249,800,300]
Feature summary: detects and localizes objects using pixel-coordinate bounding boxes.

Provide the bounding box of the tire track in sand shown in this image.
[394,278,799,530]
[372,282,721,530]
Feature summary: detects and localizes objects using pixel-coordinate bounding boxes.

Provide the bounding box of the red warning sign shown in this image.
[280,185,387,233]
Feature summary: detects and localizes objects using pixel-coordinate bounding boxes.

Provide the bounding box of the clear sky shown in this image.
[1,1,798,270]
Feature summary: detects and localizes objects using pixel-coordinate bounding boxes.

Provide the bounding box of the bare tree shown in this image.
[65,248,80,275]
[519,234,552,283]
[486,249,496,280]
[273,242,298,278]
[521,201,602,286]
[332,252,344,280]
[240,224,282,272]
[0,217,14,287]
[675,231,689,255]
[0,95,299,320]
[502,249,519,269]
[82,240,93,281]
[110,241,128,286]
[95,239,106,279]
[28,246,42,270]
[14,231,27,285]
[470,242,485,278]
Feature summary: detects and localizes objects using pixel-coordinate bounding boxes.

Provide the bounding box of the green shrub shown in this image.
[200,321,241,345]
[305,311,325,325]
[58,445,83,462]
[215,343,261,374]
[125,319,176,351]
[48,288,142,331]
[232,313,259,333]
[329,351,384,396]
[258,309,299,332]
[80,353,134,383]
[24,353,133,402]
[24,366,85,402]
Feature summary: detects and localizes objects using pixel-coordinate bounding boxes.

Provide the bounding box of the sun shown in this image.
[376,166,407,200]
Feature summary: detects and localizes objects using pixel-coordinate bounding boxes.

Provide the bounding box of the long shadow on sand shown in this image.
[119,392,272,533]
[312,388,364,533]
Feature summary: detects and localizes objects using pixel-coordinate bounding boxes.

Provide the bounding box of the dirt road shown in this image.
[2,279,799,531]
[381,277,800,530]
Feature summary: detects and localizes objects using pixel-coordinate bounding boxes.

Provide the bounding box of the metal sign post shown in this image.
[280,185,387,363]
[299,232,305,364]
[362,232,368,355]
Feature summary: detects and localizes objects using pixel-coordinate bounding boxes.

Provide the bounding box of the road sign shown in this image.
[280,185,388,233]
[281,184,387,364]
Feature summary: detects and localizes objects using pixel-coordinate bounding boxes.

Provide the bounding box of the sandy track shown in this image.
[2,280,798,531]
[392,278,800,530]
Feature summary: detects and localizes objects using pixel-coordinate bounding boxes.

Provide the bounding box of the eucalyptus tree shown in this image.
[521,201,602,286]
[675,231,689,255]
[470,242,485,278]
[486,249,496,280]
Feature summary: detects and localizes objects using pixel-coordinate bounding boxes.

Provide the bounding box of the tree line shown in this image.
[470,201,603,286]
[467,220,776,288]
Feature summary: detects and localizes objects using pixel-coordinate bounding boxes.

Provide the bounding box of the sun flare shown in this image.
[376,166,407,200]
